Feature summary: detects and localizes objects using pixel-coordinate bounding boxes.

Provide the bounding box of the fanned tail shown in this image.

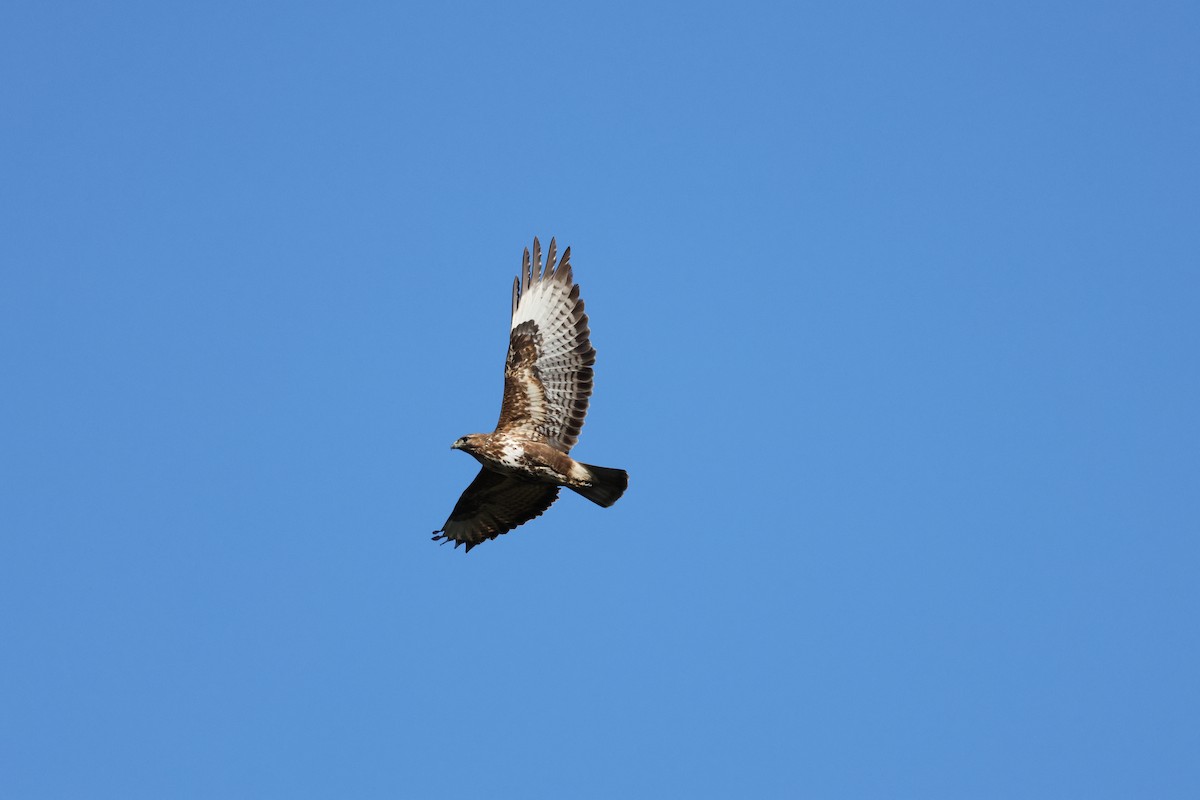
[570,464,629,508]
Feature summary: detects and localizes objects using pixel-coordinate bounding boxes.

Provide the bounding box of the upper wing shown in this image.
[496,237,596,453]
[431,467,560,552]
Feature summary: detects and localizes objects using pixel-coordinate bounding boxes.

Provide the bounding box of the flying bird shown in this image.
[432,237,628,551]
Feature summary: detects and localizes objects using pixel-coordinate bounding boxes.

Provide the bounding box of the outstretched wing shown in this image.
[496,237,596,453]
[431,468,560,552]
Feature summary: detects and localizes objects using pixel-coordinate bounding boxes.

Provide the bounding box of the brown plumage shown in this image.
[432,237,628,552]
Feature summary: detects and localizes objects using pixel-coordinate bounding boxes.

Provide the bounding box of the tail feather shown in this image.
[570,463,629,507]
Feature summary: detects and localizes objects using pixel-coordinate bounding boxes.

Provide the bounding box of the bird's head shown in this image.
[451,434,484,452]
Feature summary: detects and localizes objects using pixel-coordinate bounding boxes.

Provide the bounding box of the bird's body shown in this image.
[433,238,628,551]
[454,434,591,488]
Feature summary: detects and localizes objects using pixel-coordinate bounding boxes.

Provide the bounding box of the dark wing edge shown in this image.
[431,468,561,552]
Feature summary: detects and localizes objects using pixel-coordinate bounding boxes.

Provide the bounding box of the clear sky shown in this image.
[2,1,1198,797]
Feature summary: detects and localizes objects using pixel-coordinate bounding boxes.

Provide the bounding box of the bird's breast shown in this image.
[475,435,574,485]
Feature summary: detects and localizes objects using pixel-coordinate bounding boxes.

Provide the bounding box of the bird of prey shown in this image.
[432,237,628,551]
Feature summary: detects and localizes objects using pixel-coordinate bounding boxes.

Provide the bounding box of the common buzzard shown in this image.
[432,238,628,551]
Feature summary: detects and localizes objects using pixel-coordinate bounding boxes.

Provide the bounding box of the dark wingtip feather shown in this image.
[521,248,531,296]
[545,237,558,279]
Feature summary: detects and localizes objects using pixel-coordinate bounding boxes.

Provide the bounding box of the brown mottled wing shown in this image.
[431,468,560,552]
[496,237,596,453]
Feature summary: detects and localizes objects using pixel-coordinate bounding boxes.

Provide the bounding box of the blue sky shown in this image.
[2,1,1198,797]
